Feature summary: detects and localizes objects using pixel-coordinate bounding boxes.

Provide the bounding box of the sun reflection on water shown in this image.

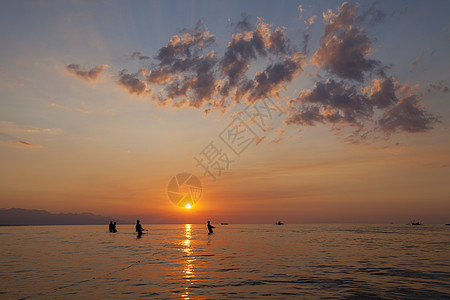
[181,224,195,299]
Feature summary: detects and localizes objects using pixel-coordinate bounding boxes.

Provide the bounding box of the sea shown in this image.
[0,224,449,299]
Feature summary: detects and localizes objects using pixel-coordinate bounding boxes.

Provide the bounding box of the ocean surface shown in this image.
[0,224,449,299]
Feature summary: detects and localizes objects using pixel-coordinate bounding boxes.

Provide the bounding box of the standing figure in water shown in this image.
[112,222,117,233]
[207,220,215,235]
[136,219,145,236]
[109,221,114,232]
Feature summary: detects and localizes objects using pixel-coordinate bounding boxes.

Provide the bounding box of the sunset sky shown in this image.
[1,0,449,224]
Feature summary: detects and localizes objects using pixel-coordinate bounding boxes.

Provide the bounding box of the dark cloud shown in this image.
[366,77,398,108]
[314,2,380,82]
[131,52,150,60]
[13,140,42,148]
[288,79,372,126]
[378,95,439,133]
[142,17,302,110]
[323,2,359,38]
[248,56,303,103]
[286,105,328,126]
[116,69,150,96]
[427,80,449,93]
[235,13,253,31]
[287,77,438,138]
[66,64,108,81]
[143,22,218,108]
[357,1,386,26]
[155,21,216,67]
[219,18,301,104]
[314,27,379,82]
[302,32,310,54]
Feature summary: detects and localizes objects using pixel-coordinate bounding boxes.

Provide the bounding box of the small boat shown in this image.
[275,221,284,225]
[445,224,450,226]
[220,223,229,225]
[411,221,422,225]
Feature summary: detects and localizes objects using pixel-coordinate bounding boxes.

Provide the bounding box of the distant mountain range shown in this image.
[0,208,130,226]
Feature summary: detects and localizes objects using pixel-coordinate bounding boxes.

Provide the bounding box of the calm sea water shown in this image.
[0,224,449,299]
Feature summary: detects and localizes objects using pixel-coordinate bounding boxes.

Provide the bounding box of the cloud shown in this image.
[66,64,108,81]
[139,17,302,110]
[155,21,216,66]
[143,21,218,108]
[219,17,301,104]
[0,132,42,148]
[427,80,449,93]
[364,77,398,108]
[323,2,359,37]
[0,121,64,136]
[287,79,371,126]
[248,55,303,103]
[116,69,151,96]
[307,15,317,26]
[378,95,439,133]
[0,122,63,148]
[235,13,253,31]
[410,52,424,71]
[12,140,42,148]
[286,77,438,137]
[356,1,386,26]
[313,2,380,82]
[50,103,93,114]
[131,52,150,60]
[69,2,440,143]
[283,2,438,140]
[314,27,379,82]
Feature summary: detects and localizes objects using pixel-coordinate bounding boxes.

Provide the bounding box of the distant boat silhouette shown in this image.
[275,221,284,225]
[411,221,422,225]
[220,223,229,225]
[445,224,449,226]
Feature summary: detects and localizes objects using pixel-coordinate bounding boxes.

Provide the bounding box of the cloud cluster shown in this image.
[144,22,218,107]
[427,80,449,93]
[66,2,440,141]
[66,64,108,81]
[313,2,380,81]
[287,76,438,137]
[0,122,58,149]
[378,94,439,133]
[287,2,438,138]
[218,18,303,105]
[287,79,371,126]
[117,69,151,96]
[139,19,302,110]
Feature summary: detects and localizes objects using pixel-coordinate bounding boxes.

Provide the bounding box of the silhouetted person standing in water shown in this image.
[109,221,114,232]
[112,222,117,233]
[136,219,145,236]
[207,220,215,235]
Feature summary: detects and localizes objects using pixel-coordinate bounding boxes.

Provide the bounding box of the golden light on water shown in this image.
[182,224,194,299]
